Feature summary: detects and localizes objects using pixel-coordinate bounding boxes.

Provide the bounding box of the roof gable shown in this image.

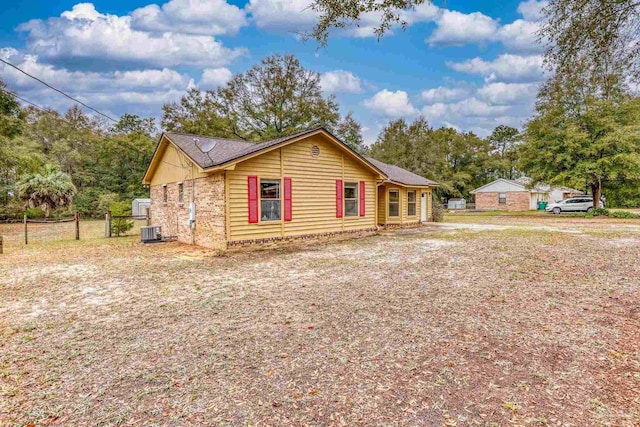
[144,127,385,184]
[470,179,527,194]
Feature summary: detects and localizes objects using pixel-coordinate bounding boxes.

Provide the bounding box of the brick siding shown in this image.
[150,172,226,250]
[475,191,530,211]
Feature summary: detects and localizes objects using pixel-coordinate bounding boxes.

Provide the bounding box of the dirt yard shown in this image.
[1,216,639,426]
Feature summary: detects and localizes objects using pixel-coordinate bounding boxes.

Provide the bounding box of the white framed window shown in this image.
[408,190,416,216]
[178,182,184,205]
[388,189,400,217]
[260,179,281,221]
[344,182,358,217]
[499,193,507,204]
[163,185,168,204]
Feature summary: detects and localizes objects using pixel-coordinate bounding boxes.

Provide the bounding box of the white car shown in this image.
[545,196,601,214]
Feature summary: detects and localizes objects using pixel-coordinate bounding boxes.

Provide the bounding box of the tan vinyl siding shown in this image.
[228,149,282,240]
[341,152,376,231]
[149,142,207,186]
[378,183,430,225]
[377,185,386,225]
[228,134,378,241]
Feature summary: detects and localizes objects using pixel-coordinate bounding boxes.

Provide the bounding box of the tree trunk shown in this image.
[591,183,601,208]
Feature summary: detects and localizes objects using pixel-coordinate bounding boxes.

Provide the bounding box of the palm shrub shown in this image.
[16,165,76,218]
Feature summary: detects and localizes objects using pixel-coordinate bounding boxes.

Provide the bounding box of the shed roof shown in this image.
[364,157,437,187]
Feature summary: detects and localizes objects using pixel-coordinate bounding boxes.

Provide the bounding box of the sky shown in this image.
[0,0,549,143]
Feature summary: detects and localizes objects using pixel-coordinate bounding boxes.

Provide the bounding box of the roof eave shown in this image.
[385,179,437,188]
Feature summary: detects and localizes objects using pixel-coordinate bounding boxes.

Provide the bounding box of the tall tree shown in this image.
[0,80,24,139]
[488,125,521,180]
[17,165,77,218]
[521,94,640,207]
[335,112,367,154]
[162,88,230,137]
[369,117,492,198]
[541,0,640,83]
[163,55,340,141]
[112,113,156,138]
[0,82,32,208]
[310,0,429,46]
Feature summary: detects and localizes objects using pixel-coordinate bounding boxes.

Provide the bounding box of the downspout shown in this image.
[191,179,196,245]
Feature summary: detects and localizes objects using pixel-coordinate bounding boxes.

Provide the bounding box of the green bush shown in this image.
[97,193,120,215]
[610,210,640,219]
[0,201,28,219]
[25,207,46,219]
[432,200,445,222]
[110,200,134,237]
[592,207,610,217]
[75,189,122,219]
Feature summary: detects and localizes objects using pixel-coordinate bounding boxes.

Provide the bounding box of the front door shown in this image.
[421,193,427,222]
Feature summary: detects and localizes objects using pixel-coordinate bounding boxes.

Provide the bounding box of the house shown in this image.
[470,178,583,211]
[142,127,437,249]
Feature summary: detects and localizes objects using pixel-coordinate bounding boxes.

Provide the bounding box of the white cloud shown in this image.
[420,95,529,137]
[17,3,246,68]
[246,0,440,37]
[517,0,548,21]
[424,3,544,52]
[447,54,545,83]
[320,70,362,94]
[199,67,233,89]
[246,0,316,33]
[496,19,543,53]
[0,49,193,116]
[364,89,417,117]
[427,10,499,47]
[419,80,539,137]
[131,0,247,36]
[476,82,539,105]
[421,86,470,103]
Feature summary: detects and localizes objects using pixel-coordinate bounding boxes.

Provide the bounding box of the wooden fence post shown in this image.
[107,210,112,238]
[0,235,3,254]
[74,211,80,240]
[23,213,28,245]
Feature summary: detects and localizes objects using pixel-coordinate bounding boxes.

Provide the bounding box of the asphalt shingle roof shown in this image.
[160,128,436,187]
[365,157,437,187]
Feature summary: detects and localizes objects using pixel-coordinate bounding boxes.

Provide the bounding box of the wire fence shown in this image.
[0,212,149,253]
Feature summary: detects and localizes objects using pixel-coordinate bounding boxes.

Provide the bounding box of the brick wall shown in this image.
[150,172,226,250]
[475,191,531,211]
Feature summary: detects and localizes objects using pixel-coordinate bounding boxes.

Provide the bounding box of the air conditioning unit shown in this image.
[141,226,162,243]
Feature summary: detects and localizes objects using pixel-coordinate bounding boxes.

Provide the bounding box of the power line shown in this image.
[0,87,95,128]
[1,87,49,112]
[0,57,117,122]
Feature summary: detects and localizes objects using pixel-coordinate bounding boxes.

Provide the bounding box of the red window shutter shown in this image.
[336,179,343,218]
[248,176,258,223]
[359,181,366,216]
[284,177,292,221]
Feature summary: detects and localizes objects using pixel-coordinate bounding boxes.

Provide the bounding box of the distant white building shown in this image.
[132,198,151,217]
[447,198,466,210]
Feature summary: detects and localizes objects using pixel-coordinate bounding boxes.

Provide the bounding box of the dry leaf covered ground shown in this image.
[1,216,639,426]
